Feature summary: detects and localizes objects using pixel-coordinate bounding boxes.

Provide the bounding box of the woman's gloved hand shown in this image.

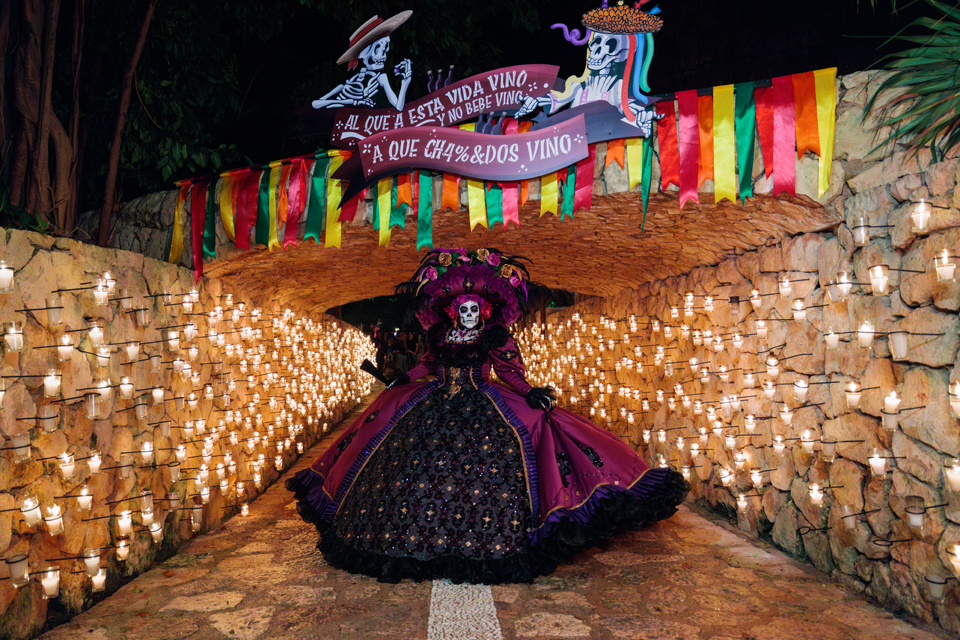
[386,373,410,389]
[526,386,556,411]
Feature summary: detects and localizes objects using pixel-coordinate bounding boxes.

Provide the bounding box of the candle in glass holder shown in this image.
[39,566,60,599]
[778,275,792,298]
[905,495,925,528]
[800,430,815,453]
[837,271,853,300]
[91,568,107,592]
[149,521,163,543]
[83,548,100,576]
[88,451,102,474]
[911,198,930,233]
[869,264,889,296]
[191,505,203,531]
[720,468,734,486]
[12,432,30,462]
[77,485,93,511]
[59,452,75,479]
[88,323,103,347]
[43,370,61,397]
[756,320,768,339]
[44,504,64,535]
[780,405,794,426]
[809,483,824,506]
[737,494,748,512]
[947,460,960,491]
[889,331,909,361]
[117,510,133,535]
[773,435,785,456]
[852,216,870,246]
[936,248,956,283]
[116,536,130,560]
[857,321,875,348]
[125,341,140,362]
[743,372,755,389]
[845,381,862,409]
[869,449,887,477]
[821,436,837,464]
[19,494,41,526]
[141,441,154,464]
[3,321,23,352]
[763,380,776,399]
[825,327,840,351]
[38,405,57,432]
[792,298,806,320]
[750,469,763,487]
[0,260,14,292]
[57,334,74,361]
[750,289,761,309]
[725,435,736,451]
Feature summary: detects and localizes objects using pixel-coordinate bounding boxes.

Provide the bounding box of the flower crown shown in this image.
[397,248,533,330]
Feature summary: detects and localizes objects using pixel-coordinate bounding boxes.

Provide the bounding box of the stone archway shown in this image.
[205,190,838,314]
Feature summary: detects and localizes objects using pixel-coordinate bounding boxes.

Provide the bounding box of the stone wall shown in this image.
[0,228,373,639]
[515,71,960,636]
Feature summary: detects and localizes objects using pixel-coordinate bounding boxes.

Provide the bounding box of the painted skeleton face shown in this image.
[359,36,390,71]
[587,34,629,72]
[458,302,480,329]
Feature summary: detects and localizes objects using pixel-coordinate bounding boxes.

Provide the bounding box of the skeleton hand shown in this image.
[515,95,548,119]
[395,59,412,83]
[628,104,663,138]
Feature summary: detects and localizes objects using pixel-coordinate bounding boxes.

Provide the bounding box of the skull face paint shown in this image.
[458,302,480,329]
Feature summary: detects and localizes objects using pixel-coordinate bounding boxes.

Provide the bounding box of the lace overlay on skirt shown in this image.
[334,366,531,561]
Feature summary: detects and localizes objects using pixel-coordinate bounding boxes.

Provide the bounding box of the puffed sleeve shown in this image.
[488,337,533,396]
[405,353,437,381]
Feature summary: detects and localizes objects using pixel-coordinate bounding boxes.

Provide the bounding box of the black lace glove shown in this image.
[526,386,556,411]
[386,373,409,390]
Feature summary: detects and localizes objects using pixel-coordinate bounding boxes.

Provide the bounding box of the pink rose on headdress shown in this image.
[509,273,521,287]
[423,266,438,281]
[486,253,501,267]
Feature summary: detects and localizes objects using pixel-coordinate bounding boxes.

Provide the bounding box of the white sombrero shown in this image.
[337,10,413,66]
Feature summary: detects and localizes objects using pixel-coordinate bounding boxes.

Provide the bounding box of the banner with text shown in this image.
[329,65,559,149]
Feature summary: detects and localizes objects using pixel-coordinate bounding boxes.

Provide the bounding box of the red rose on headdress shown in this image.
[486,253,501,267]
[481,301,493,319]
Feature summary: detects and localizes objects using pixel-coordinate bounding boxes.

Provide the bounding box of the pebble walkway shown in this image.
[39,398,949,640]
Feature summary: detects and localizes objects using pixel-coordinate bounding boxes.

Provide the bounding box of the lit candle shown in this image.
[869,264,889,296]
[116,536,130,560]
[825,327,840,351]
[750,469,763,487]
[809,483,823,506]
[39,566,60,599]
[756,320,768,339]
[141,507,154,526]
[763,380,776,399]
[884,391,901,415]
[149,521,163,543]
[750,289,761,309]
[935,248,957,283]
[905,495,925,528]
[737,494,748,512]
[946,460,960,491]
[846,381,862,409]
[77,485,93,511]
[117,510,133,535]
[0,260,14,292]
[779,275,792,298]
[734,451,747,469]
[837,271,853,299]
[743,372,755,388]
[857,321,875,348]
[780,405,794,426]
[911,198,930,233]
[88,451,102,474]
[869,449,887,477]
[720,468,734,486]
[125,341,140,362]
[88,324,104,346]
[83,548,100,576]
[3,321,24,352]
[141,441,154,464]
[800,430,815,453]
[44,504,64,535]
[57,334,74,361]
[792,298,806,320]
[59,452,76,479]
[43,370,61,398]
[96,345,111,367]
[773,435,785,456]
[852,216,870,246]
[92,568,107,592]
[794,379,809,403]
[19,494,41,526]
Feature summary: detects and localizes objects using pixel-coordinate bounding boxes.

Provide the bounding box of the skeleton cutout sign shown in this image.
[312,12,413,111]
[515,1,662,137]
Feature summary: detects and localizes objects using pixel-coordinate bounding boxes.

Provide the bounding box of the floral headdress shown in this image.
[396,248,532,330]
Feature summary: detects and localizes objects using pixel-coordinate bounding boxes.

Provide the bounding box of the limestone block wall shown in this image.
[0,228,373,639]
[516,74,960,635]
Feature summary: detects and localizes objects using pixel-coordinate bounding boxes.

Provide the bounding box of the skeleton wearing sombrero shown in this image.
[312,11,414,111]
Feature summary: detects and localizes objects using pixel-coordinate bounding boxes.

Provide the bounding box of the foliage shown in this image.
[864,0,960,159]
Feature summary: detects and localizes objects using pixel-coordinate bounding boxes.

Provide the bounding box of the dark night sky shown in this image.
[223,0,921,164]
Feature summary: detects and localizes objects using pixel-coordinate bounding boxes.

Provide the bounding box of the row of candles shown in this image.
[0,267,374,600]
[515,216,960,598]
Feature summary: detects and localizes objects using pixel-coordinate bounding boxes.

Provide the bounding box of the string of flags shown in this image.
[171,68,837,279]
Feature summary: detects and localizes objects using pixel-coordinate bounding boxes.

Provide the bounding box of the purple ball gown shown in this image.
[287,323,688,583]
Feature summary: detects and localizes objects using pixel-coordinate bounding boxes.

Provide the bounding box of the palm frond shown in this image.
[865,0,960,159]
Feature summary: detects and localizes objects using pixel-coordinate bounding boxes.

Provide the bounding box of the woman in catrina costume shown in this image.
[287,249,689,583]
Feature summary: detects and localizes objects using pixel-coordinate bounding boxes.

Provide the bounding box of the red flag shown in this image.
[773,75,797,196]
[656,102,680,191]
[676,90,700,209]
[755,86,775,179]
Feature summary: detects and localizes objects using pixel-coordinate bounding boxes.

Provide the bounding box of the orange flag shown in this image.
[605,139,625,169]
[793,71,820,158]
[441,174,460,211]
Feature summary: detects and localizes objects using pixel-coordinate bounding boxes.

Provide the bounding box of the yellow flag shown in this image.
[625,138,643,191]
[169,183,189,264]
[814,68,837,198]
[267,166,281,251]
[540,173,559,216]
[467,179,488,230]
[378,178,391,247]
[325,154,344,249]
[713,84,737,204]
[218,176,236,242]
